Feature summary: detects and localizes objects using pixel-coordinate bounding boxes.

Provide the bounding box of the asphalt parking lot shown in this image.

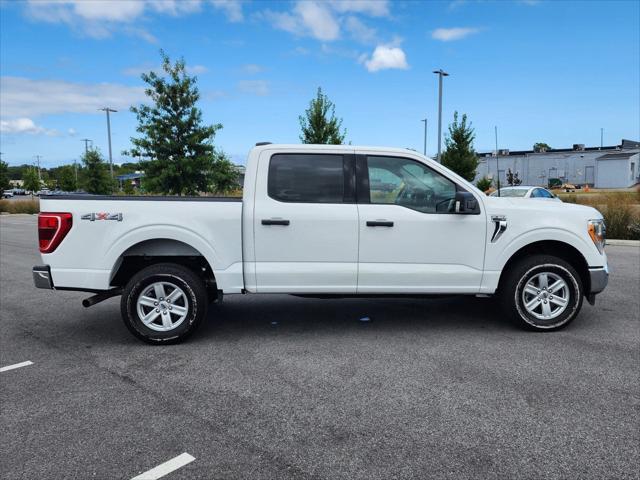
[1,214,638,480]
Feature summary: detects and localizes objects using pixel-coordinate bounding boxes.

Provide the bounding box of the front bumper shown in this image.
[33,265,53,289]
[588,264,609,294]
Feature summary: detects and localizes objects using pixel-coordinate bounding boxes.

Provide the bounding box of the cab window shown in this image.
[366,156,457,213]
[268,154,345,203]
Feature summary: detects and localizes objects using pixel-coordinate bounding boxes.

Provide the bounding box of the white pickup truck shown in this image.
[34,144,608,343]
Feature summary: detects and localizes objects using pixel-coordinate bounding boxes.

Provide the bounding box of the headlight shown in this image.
[588,219,606,253]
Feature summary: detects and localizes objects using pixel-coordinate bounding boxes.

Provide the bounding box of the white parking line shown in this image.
[0,361,33,373]
[131,453,195,480]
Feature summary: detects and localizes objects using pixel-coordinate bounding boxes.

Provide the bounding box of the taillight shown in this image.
[38,213,73,253]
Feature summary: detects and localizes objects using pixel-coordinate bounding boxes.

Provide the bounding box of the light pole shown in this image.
[421,118,428,155]
[433,69,449,161]
[99,107,117,178]
[34,155,42,183]
[495,126,500,196]
[81,138,92,154]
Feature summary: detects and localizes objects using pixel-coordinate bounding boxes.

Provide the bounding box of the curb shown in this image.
[606,239,640,247]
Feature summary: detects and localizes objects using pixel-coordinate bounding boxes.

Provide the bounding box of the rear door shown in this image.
[356,153,486,293]
[252,150,359,293]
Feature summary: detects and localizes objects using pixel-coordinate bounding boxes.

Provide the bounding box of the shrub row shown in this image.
[557,192,640,240]
[0,198,40,214]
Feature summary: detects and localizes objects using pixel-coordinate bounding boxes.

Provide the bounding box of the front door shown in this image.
[252,150,359,293]
[356,153,486,293]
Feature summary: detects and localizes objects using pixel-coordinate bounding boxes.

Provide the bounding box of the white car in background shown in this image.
[490,186,561,201]
[3,190,14,198]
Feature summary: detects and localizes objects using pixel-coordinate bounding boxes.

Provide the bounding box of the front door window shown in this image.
[367,156,456,213]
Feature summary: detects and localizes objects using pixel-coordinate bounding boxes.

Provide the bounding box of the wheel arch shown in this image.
[109,238,216,294]
[497,240,590,294]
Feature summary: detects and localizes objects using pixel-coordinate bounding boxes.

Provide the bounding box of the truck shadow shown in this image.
[44,294,517,348]
[194,295,516,341]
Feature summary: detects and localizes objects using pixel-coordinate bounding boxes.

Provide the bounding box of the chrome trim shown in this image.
[589,265,609,294]
[491,215,508,243]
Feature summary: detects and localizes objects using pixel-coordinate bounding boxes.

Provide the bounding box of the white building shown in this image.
[474,139,639,188]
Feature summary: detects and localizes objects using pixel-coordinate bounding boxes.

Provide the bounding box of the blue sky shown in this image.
[1,0,639,168]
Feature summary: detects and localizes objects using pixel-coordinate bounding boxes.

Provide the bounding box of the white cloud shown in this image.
[0,77,146,118]
[237,80,269,96]
[264,1,340,41]
[361,44,409,72]
[68,128,77,137]
[345,16,376,44]
[329,0,390,17]
[210,0,243,22]
[0,118,58,136]
[431,27,480,41]
[22,0,234,41]
[149,0,202,15]
[188,65,209,74]
[241,64,264,74]
[295,1,340,41]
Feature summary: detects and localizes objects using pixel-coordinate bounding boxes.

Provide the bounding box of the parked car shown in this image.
[2,190,14,198]
[33,144,608,343]
[490,186,561,201]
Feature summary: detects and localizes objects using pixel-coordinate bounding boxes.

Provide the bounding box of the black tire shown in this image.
[499,254,583,331]
[120,263,208,344]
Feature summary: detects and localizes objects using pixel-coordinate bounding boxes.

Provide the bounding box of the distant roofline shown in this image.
[477,139,639,157]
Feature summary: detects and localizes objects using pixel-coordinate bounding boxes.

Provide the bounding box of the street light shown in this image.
[99,107,117,178]
[420,118,428,156]
[432,69,449,162]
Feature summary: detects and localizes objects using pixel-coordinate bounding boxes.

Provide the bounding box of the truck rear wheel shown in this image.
[120,263,208,344]
[499,254,583,331]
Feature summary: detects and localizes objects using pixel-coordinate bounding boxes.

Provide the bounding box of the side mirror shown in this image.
[450,191,480,214]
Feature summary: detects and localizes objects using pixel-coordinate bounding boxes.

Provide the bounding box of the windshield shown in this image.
[491,188,528,197]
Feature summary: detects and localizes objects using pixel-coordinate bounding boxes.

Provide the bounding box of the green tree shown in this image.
[0,160,9,190]
[299,87,346,144]
[57,165,78,192]
[125,51,223,195]
[506,168,522,186]
[209,155,239,194]
[23,167,40,195]
[440,112,479,182]
[81,149,113,194]
[476,176,493,192]
[533,142,551,152]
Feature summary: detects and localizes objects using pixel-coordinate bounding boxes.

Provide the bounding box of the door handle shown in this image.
[366,220,394,227]
[261,219,290,226]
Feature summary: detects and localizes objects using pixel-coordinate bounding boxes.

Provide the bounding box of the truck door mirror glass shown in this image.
[449,191,481,215]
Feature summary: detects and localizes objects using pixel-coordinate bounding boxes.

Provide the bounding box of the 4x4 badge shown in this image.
[81,213,123,222]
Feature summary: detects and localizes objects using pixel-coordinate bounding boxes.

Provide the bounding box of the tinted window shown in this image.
[268,154,344,203]
[367,156,456,213]
[537,188,554,198]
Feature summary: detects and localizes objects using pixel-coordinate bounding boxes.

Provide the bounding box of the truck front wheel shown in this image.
[500,254,583,331]
[120,263,208,344]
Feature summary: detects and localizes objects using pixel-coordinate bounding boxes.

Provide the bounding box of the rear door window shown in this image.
[268,154,345,203]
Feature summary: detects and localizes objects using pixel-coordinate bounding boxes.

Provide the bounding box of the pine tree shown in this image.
[57,165,77,192]
[299,87,346,144]
[125,51,223,195]
[440,112,479,182]
[81,149,113,194]
[0,160,9,190]
[22,167,41,195]
[209,155,239,194]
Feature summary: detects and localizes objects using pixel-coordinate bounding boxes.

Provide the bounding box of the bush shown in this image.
[599,193,639,240]
[476,176,493,192]
[0,198,39,214]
